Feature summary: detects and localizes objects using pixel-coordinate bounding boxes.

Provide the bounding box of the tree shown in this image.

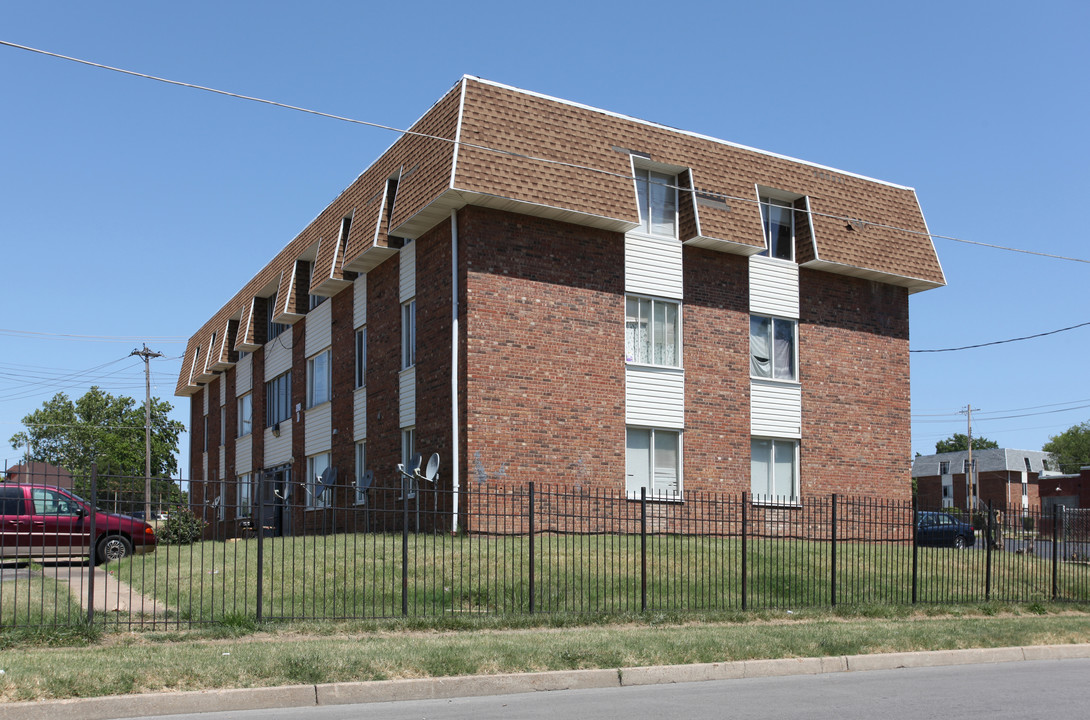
[1043,420,1090,473]
[9,387,187,507]
[935,433,999,454]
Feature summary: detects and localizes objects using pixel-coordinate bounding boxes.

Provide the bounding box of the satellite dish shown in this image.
[211,496,221,508]
[410,453,422,474]
[315,466,336,497]
[418,453,440,483]
[360,469,373,491]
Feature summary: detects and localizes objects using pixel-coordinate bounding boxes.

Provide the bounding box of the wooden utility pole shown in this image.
[131,344,163,520]
[963,404,977,512]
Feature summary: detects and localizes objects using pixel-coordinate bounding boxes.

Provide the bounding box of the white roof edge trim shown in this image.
[910,188,948,286]
[450,78,467,191]
[466,76,917,192]
[799,257,946,290]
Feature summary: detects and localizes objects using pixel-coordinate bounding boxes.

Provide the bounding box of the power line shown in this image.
[4,39,1089,268]
[910,320,1090,353]
[0,328,187,343]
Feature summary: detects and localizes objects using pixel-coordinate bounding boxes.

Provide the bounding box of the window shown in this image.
[963,459,972,474]
[402,300,416,369]
[339,215,352,248]
[402,428,416,471]
[625,297,680,367]
[355,441,368,505]
[237,393,253,437]
[219,410,226,447]
[355,328,367,388]
[634,168,677,237]
[218,477,227,521]
[267,293,288,341]
[307,349,331,407]
[265,371,292,427]
[237,474,252,518]
[203,416,208,452]
[1024,457,1032,472]
[751,438,798,503]
[31,488,79,516]
[309,293,326,310]
[759,196,794,261]
[750,316,797,381]
[939,460,950,475]
[626,427,680,498]
[307,453,332,510]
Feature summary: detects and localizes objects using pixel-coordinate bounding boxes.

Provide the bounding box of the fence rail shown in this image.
[1,470,1088,631]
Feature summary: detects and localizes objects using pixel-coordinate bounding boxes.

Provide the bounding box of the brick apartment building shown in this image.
[912,448,1056,513]
[176,77,945,536]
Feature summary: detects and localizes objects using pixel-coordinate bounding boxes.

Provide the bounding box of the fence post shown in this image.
[640,486,647,613]
[528,482,535,614]
[402,484,410,617]
[911,495,918,605]
[255,475,265,623]
[830,494,837,608]
[741,492,748,611]
[1051,504,1059,600]
[985,500,993,601]
[86,463,98,627]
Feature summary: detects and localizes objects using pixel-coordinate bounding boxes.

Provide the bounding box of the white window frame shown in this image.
[355,327,367,388]
[355,441,367,505]
[751,437,799,505]
[218,477,227,520]
[307,349,331,408]
[401,300,416,369]
[758,195,796,262]
[402,428,416,471]
[633,167,678,238]
[237,473,252,518]
[625,296,681,368]
[306,453,332,510]
[237,393,253,437]
[267,292,288,341]
[625,427,682,500]
[266,371,292,427]
[750,315,798,382]
[219,409,226,447]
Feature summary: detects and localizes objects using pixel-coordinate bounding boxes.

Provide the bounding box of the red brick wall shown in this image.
[683,246,750,494]
[799,271,911,499]
[461,205,626,510]
[364,248,402,521]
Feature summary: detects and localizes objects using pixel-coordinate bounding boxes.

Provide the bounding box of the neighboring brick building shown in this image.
[176,77,945,536]
[912,448,1057,513]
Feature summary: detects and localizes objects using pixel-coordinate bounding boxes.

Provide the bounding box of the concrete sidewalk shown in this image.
[40,564,171,616]
[5,644,1090,720]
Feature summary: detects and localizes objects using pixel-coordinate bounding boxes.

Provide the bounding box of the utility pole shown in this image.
[961,404,977,512]
[131,344,163,520]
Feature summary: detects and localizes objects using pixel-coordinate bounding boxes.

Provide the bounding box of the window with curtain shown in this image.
[265,371,291,426]
[626,427,681,498]
[759,196,795,261]
[625,296,680,367]
[634,168,677,237]
[750,315,796,381]
[751,438,798,503]
[237,393,252,437]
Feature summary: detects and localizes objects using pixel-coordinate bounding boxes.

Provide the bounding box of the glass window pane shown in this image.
[653,430,679,496]
[750,317,771,377]
[625,297,650,364]
[649,171,676,237]
[751,439,771,496]
[773,440,796,500]
[762,198,794,260]
[653,301,679,366]
[773,320,795,380]
[626,428,651,495]
[635,168,650,233]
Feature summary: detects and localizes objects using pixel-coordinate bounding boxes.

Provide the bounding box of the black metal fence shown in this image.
[1,468,1088,631]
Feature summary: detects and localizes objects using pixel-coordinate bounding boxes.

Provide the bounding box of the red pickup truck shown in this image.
[0,483,157,564]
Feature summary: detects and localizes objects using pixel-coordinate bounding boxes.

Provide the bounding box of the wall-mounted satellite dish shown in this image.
[360,469,374,491]
[410,453,422,474]
[315,466,337,497]
[415,453,440,483]
[211,496,221,508]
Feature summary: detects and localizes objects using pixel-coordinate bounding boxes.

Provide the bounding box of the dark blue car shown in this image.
[916,511,975,549]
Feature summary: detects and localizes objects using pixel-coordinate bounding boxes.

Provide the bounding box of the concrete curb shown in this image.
[4,644,1089,720]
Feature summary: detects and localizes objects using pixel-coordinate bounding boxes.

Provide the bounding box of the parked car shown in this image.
[916,511,975,549]
[0,483,157,564]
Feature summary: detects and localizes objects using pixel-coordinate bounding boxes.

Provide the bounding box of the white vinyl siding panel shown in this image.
[304,298,332,356]
[236,354,253,395]
[353,387,367,439]
[353,275,367,328]
[625,233,683,300]
[399,241,416,303]
[236,435,252,475]
[218,449,225,481]
[305,402,332,454]
[202,453,208,482]
[264,421,293,466]
[749,255,800,319]
[625,366,685,428]
[399,366,416,428]
[203,387,209,416]
[750,380,802,438]
[265,336,292,379]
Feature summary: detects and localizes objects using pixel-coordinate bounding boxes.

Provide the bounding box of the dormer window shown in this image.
[759,196,795,261]
[634,168,677,237]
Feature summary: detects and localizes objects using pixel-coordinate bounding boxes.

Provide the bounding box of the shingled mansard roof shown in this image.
[912,449,1057,477]
[176,76,946,397]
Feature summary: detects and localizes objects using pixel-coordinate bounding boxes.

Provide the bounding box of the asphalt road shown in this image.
[128,657,1089,720]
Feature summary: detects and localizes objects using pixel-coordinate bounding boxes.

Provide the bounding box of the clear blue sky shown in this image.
[2,1,1088,477]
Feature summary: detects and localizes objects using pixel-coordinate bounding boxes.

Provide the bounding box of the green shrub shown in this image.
[157,508,205,545]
